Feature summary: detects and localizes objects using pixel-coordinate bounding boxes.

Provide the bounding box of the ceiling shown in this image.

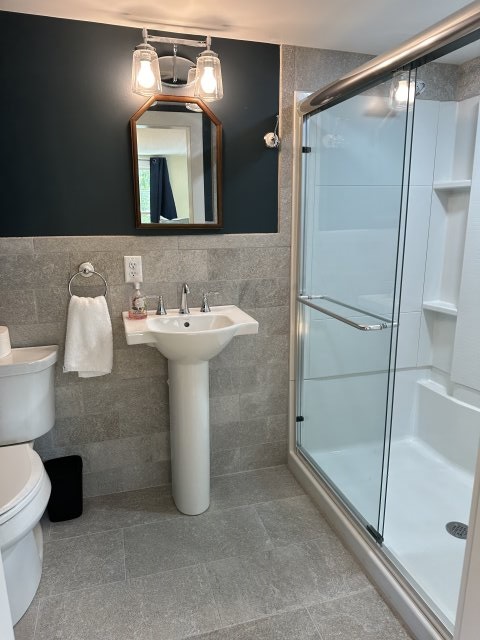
[1,0,478,63]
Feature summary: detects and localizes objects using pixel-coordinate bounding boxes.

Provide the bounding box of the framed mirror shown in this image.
[130,95,222,229]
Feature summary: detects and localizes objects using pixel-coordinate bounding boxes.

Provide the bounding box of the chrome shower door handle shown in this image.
[297,295,396,331]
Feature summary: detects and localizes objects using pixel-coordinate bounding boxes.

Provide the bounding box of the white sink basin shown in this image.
[122,304,258,516]
[123,305,258,363]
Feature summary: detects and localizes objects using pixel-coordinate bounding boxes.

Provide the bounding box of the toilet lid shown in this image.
[0,445,44,516]
[0,345,58,377]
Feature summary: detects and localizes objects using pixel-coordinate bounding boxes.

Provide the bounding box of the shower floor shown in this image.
[309,437,473,628]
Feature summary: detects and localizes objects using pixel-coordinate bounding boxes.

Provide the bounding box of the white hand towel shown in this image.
[63,295,113,378]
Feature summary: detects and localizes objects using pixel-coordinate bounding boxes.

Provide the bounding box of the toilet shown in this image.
[0,345,57,633]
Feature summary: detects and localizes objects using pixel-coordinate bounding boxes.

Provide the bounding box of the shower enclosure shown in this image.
[291,4,480,639]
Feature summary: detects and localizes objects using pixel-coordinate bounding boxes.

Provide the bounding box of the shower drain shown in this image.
[446,521,468,539]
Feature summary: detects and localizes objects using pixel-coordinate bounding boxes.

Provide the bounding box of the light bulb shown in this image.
[137,60,156,89]
[200,67,217,95]
[391,77,415,110]
[395,80,415,104]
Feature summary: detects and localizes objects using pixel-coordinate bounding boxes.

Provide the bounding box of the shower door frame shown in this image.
[288,70,480,640]
[288,90,449,640]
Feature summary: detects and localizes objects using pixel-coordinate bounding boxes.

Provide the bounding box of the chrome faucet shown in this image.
[200,291,219,313]
[179,283,190,314]
[156,295,167,315]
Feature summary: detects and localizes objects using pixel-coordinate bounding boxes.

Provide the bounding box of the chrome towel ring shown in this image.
[68,262,108,297]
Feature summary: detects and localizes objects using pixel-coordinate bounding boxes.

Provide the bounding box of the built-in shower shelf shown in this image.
[423,300,458,316]
[433,180,471,192]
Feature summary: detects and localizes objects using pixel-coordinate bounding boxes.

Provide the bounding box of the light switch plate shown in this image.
[124,256,143,283]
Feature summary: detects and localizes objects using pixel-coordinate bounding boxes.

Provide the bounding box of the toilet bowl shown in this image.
[0,344,57,635]
[0,444,51,624]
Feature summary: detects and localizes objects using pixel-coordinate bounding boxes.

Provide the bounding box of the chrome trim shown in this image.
[179,283,190,315]
[68,262,108,298]
[156,295,167,315]
[200,291,219,313]
[143,27,209,49]
[200,293,211,313]
[297,294,395,331]
[299,2,480,116]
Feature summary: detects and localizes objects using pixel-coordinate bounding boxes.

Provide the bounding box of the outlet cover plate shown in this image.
[124,256,143,283]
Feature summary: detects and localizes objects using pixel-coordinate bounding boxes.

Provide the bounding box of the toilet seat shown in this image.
[0,445,45,526]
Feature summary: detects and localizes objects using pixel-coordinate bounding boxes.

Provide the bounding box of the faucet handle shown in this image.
[156,295,167,315]
[200,291,219,313]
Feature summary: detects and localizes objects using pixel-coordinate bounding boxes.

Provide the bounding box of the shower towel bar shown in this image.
[297,294,396,331]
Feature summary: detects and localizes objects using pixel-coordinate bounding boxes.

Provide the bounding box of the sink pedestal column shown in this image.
[168,360,210,515]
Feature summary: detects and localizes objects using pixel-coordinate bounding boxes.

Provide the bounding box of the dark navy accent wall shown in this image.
[0,12,279,235]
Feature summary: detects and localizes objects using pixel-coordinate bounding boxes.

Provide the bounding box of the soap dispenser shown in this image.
[128,282,147,319]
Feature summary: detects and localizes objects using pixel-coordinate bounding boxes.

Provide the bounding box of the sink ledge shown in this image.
[122,305,258,346]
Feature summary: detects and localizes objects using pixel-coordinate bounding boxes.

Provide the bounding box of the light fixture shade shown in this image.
[194,49,223,102]
[132,43,162,96]
[186,67,203,112]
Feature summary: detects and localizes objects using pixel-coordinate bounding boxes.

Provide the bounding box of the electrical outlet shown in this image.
[124,256,143,283]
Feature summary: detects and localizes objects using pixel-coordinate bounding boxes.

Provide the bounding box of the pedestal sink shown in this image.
[123,306,258,515]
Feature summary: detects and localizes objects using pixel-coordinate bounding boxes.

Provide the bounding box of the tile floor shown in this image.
[14,465,412,640]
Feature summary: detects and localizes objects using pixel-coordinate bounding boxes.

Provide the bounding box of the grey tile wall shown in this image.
[457,55,480,101]
[0,233,290,496]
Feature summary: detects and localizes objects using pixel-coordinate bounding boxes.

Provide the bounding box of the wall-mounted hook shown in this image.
[264,115,280,149]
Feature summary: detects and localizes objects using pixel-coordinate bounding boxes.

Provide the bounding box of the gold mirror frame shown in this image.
[130,95,223,230]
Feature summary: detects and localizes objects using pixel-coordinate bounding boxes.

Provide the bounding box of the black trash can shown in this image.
[44,455,83,522]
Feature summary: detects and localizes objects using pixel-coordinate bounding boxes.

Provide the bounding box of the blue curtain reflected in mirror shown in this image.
[149,156,177,222]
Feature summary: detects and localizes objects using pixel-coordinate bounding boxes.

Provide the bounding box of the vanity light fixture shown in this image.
[132,28,223,102]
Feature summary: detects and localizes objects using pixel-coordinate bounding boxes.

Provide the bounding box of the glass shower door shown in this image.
[296,75,414,535]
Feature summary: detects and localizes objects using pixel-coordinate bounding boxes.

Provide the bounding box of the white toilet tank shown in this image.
[0,346,58,446]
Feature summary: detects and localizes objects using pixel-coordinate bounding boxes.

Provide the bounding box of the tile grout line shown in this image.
[197,563,224,633]
[211,463,294,479]
[305,606,324,640]
[308,584,377,609]
[236,493,308,511]
[112,499,319,545]
[30,598,40,640]
[65,464,293,505]
[46,522,130,543]
[182,604,309,640]
[120,528,127,583]
[35,574,133,604]
[210,437,289,455]
[47,490,309,543]
[251,503,276,549]
[124,534,337,584]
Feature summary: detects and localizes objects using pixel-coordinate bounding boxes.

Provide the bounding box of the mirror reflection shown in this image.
[131,97,222,229]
